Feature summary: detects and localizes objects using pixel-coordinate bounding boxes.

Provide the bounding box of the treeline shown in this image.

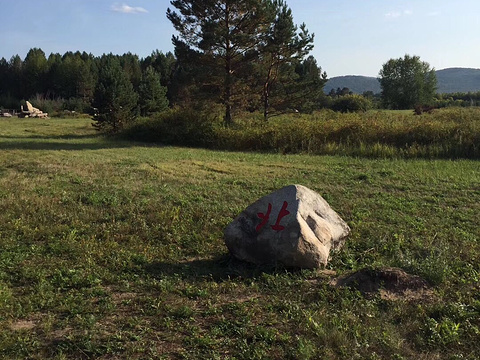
[435,92,480,107]
[0,48,174,116]
[0,46,327,120]
[2,48,478,120]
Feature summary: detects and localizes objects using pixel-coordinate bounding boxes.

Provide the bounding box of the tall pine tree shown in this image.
[92,55,138,132]
[9,55,23,100]
[293,56,328,112]
[258,0,314,121]
[167,0,272,125]
[138,66,169,116]
[23,48,48,98]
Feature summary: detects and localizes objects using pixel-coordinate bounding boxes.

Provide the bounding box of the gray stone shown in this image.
[224,185,350,268]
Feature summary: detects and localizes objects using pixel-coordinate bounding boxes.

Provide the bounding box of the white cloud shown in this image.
[385,11,401,18]
[111,3,148,14]
[427,11,441,17]
[385,10,412,19]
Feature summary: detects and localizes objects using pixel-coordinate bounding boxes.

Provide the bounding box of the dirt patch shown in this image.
[110,291,136,302]
[10,320,36,331]
[51,327,73,340]
[331,267,434,301]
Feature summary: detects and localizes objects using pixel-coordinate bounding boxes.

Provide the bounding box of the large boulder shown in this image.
[224,185,350,268]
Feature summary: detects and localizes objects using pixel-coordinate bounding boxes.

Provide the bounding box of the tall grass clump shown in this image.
[122,107,480,159]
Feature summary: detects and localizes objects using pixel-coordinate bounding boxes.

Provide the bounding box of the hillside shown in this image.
[436,68,480,93]
[324,75,381,94]
[325,68,480,94]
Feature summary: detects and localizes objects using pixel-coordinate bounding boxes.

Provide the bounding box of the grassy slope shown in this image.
[0,118,479,359]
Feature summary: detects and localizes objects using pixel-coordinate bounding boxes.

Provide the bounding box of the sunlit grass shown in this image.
[0,117,479,359]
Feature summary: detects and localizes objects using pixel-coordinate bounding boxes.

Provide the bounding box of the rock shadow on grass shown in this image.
[143,254,308,282]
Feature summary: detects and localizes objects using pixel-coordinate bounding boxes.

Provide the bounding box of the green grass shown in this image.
[0,117,479,359]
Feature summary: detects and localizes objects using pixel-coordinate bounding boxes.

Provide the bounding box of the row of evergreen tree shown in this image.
[0,49,173,115]
[0,45,326,123]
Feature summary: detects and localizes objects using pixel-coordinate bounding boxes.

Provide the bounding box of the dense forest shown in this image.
[0,48,176,115]
[0,47,328,119]
[2,47,478,121]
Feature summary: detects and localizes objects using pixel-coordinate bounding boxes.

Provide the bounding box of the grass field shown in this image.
[0,117,479,359]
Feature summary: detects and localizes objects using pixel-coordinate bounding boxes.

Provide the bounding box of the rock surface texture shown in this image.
[224,185,350,268]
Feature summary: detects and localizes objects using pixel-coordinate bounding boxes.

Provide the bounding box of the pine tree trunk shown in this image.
[263,85,269,122]
[263,64,273,122]
[224,4,233,127]
[224,68,233,127]
[224,87,232,127]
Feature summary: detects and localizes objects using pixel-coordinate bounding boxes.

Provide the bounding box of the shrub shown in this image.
[331,94,372,113]
[28,94,64,114]
[122,108,219,147]
[62,97,91,114]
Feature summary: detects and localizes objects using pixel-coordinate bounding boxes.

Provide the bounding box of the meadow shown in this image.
[0,116,479,359]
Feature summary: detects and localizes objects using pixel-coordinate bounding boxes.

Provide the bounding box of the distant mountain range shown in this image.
[324,68,480,94]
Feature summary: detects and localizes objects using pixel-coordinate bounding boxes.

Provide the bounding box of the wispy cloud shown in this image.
[111,3,148,14]
[385,11,401,18]
[427,11,441,17]
[385,10,413,19]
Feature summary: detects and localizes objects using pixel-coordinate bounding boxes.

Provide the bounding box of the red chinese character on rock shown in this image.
[256,201,290,232]
[271,201,290,231]
[256,203,272,232]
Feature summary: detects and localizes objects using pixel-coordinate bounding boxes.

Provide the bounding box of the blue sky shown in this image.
[0,0,479,77]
